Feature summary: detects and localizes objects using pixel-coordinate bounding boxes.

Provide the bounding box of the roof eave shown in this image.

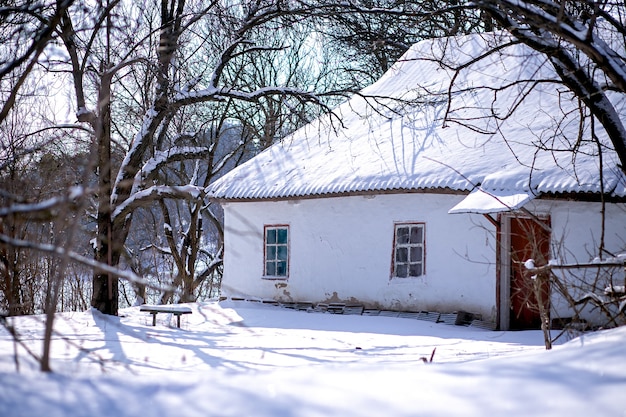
[209,189,626,204]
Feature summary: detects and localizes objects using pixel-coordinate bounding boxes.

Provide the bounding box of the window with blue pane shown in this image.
[392,223,424,278]
[264,225,289,277]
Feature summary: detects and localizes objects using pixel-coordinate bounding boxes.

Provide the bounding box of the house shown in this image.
[206,33,626,330]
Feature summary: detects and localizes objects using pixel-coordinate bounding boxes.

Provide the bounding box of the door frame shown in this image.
[497,212,551,330]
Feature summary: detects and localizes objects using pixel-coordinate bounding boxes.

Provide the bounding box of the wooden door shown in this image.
[509,216,551,330]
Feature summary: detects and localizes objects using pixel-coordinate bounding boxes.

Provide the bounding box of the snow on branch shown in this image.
[140,243,172,256]
[112,184,205,223]
[0,186,85,220]
[208,148,238,177]
[525,257,626,275]
[113,107,163,201]
[173,85,328,110]
[473,0,626,92]
[132,146,214,193]
[0,232,174,294]
[194,246,223,285]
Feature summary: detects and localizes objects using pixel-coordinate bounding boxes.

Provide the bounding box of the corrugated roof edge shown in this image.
[206,187,626,204]
[207,186,466,202]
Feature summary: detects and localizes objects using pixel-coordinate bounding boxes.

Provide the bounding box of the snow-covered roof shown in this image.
[206,33,626,203]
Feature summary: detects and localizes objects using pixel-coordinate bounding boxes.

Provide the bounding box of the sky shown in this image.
[1,300,625,417]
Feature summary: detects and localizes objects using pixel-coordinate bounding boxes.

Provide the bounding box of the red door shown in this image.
[509,216,551,330]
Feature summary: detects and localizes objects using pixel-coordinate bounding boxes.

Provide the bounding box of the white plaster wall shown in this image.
[222,193,498,320]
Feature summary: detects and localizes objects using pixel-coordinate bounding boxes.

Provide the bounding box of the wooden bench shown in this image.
[140,305,192,328]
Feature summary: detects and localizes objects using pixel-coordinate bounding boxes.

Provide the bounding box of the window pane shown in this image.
[409,264,423,277]
[276,261,287,276]
[410,247,422,262]
[266,229,277,244]
[267,246,276,260]
[277,245,288,261]
[396,227,409,244]
[264,226,289,277]
[396,264,408,278]
[277,228,288,244]
[393,223,425,278]
[266,262,276,276]
[410,226,423,244]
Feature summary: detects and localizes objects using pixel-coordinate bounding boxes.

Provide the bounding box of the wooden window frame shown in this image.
[391,223,425,279]
[263,225,290,279]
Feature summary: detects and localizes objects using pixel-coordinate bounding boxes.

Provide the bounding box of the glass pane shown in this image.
[266,229,277,244]
[396,227,409,244]
[409,264,423,277]
[267,246,276,260]
[266,261,276,276]
[410,226,423,244]
[276,261,287,276]
[410,247,422,262]
[277,228,288,244]
[277,245,288,261]
[395,264,408,278]
[396,247,408,262]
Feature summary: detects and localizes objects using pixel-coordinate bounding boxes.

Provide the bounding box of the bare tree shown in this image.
[50,1,344,315]
[129,24,337,305]
[318,0,487,84]
[0,0,75,125]
[472,0,626,171]
[3,0,483,322]
[73,0,479,315]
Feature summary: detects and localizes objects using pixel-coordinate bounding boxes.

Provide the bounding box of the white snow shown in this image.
[1,301,625,417]
[448,188,534,214]
[206,33,626,201]
[137,147,213,183]
[112,185,205,221]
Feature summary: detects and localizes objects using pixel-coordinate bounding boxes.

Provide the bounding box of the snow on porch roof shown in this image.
[448,188,535,214]
[206,33,626,202]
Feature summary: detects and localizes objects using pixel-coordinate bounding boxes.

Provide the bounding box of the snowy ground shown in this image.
[1,301,625,417]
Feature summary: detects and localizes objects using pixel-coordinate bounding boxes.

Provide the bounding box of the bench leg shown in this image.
[176,314,181,328]
[151,312,157,326]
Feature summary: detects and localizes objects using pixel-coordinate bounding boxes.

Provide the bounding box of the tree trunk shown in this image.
[534,272,552,350]
[91,66,118,315]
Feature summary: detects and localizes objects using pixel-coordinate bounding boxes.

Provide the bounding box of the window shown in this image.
[264,225,289,277]
[392,223,425,278]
